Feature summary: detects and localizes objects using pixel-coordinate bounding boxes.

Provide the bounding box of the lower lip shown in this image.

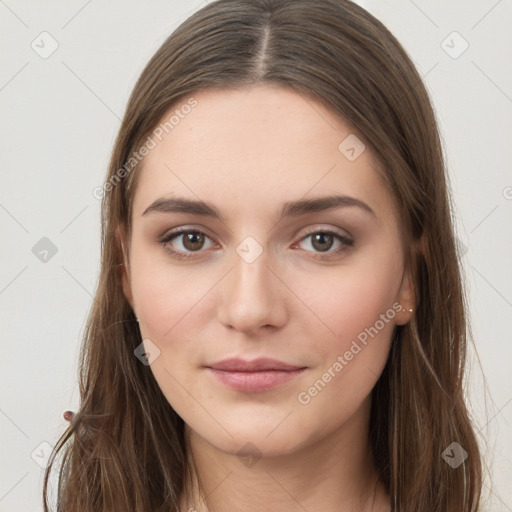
[206,368,306,392]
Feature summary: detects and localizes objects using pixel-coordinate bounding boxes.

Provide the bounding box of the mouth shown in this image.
[204,357,308,393]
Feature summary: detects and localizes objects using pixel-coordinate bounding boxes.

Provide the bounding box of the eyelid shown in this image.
[292,226,354,257]
[158,226,217,250]
[297,224,352,241]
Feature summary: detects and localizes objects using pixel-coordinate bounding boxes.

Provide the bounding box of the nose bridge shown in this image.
[218,238,285,332]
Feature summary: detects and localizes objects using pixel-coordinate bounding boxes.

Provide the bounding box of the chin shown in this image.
[189,420,308,459]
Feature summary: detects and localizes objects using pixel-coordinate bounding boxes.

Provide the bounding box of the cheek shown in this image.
[130,250,213,340]
[292,250,402,350]
[291,250,401,419]
[129,257,210,422]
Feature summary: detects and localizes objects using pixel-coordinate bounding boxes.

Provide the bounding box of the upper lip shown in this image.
[205,357,305,372]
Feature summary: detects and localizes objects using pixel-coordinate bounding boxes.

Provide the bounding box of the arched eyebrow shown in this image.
[141,194,376,221]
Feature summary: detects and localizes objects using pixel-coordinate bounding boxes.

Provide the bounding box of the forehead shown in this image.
[131,85,397,224]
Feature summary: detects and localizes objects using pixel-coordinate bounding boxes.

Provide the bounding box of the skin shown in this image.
[119,84,415,512]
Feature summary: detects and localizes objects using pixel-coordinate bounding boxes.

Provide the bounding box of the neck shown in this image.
[179,395,391,512]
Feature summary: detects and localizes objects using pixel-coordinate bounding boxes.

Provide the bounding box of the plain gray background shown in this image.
[0,1,511,510]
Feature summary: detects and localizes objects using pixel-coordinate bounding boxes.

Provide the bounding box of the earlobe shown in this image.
[395,305,414,326]
[394,267,415,326]
[394,235,424,325]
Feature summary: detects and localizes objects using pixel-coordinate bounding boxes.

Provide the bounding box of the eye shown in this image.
[158,227,354,260]
[158,228,216,259]
[294,228,353,258]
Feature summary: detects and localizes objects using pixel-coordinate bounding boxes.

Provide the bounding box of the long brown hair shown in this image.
[43,0,484,510]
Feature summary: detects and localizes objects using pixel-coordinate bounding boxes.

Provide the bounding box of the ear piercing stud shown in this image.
[63,410,75,421]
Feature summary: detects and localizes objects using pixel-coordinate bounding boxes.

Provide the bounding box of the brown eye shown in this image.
[296,229,353,258]
[159,228,216,259]
[311,233,335,252]
[182,231,206,251]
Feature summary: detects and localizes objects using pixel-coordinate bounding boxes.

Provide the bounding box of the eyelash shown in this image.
[158,227,354,260]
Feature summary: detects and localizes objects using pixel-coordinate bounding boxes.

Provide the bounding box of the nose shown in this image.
[217,247,288,335]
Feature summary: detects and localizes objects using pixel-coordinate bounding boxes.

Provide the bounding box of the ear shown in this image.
[394,266,415,326]
[116,224,134,310]
[394,235,423,326]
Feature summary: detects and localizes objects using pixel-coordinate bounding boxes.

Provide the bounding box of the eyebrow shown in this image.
[141,194,376,220]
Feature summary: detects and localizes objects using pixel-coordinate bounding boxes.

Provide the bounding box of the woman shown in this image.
[43,1,484,510]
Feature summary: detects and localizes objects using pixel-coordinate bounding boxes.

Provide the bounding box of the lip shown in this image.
[204,358,307,393]
[206,357,304,372]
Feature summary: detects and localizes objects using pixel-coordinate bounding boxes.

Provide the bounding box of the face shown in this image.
[119,84,414,457]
